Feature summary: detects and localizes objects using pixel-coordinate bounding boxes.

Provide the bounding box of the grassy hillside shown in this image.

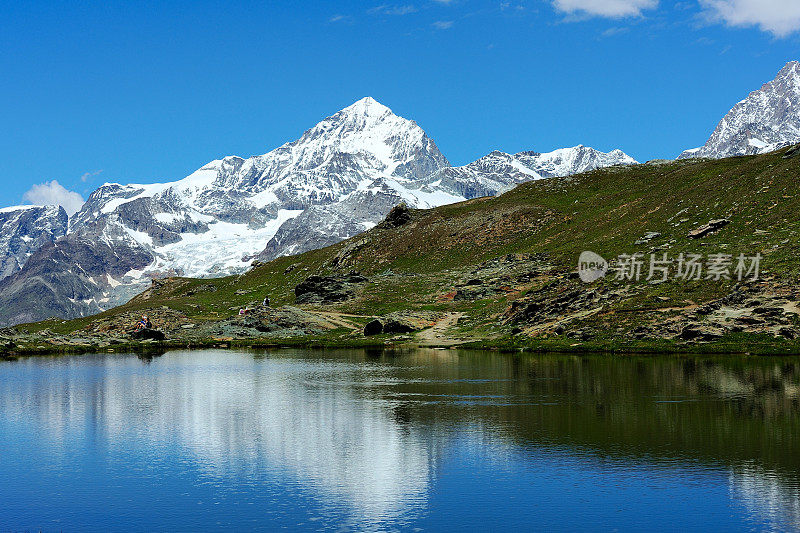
[7,146,800,355]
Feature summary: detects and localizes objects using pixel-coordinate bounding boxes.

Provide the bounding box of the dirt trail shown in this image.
[416,312,466,347]
[309,311,364,330]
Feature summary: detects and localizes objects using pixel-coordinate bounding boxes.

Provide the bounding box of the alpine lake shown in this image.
[0,348,798,531]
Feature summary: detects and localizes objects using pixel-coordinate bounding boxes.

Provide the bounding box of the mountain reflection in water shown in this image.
[0,349,797,531]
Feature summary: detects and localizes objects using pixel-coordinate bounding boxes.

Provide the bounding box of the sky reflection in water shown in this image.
[0,349,798,531]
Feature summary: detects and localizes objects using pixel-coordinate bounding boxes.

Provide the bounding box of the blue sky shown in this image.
[1,0,799,211]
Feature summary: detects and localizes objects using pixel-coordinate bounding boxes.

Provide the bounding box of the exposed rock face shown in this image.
[294,272,368,304]
[0,205,67,280]
[634,232,661,245]
[782,144,800,159]
[679,61,800,159]
[0,235,153,327]
[362,312,429,337]
[383,319,416,334]
[378,203,412,229]
[205,306,330,338]
[256,184,408,261]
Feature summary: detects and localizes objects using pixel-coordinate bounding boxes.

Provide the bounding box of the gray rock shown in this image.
[688,219,730,239]
[294,272,368,304]
[130,328,166,341]
[382,319,416,334]
[677,324,723,342]
[782,144,800,159]
[635,232,661,245]
[378,203,412,229]
[364,320,384,336]
[422,147,636,199]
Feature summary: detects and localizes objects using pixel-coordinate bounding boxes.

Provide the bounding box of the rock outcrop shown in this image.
[294,272,368,304]
[688,219,730,239]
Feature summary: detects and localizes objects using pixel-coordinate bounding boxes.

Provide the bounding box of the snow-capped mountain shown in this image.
[257,145,635,262]
[425,146,636,199]
[679,61,800,159]
[0,98,635,326]
[67,97,454,276]
[0,205,67,280]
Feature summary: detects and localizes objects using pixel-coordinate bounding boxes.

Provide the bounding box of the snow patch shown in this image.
[122,226,154,247]
[154,212,181,224]
[147,209,303,277]
[0,205,42,213]
[106,274,122,288]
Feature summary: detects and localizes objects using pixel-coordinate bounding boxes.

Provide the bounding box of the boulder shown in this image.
[688,219,730,239]
[130,328,166,341]
[364,320,384,336]
[752,306,784,318]
[630,326,651,340]
[776,327,799,339]
[383,319,416,334]
[734,316,765,326]
[566,329,594,341]
[677,324,722,342]
[783,144,800,159]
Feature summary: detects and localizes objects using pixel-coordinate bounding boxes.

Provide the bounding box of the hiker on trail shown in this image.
[136,315,148,331]
[262,296,270,307]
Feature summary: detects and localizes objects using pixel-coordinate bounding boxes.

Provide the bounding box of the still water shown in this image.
[0,348,798,532]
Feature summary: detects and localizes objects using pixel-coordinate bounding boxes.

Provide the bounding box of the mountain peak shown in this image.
[340,96,392,118]
[771,60,800,90]
[679,61,800,159]
[778,60,800,76]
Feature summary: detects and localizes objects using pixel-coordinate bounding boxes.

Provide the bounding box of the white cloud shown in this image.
[501,2,526,12]
[23,180,85,216]
[552,0,658,18]
[368,4,418,15]
[700,0,800,37]
[80,169,103,183]
[329,13,356,23]
[602,26,630,36]
[433,20,454,29]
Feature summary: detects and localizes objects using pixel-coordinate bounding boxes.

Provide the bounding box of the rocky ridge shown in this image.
[0,205,67,281]
[680,61,800,159]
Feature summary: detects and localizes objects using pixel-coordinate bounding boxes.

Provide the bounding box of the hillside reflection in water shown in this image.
[0,349,797,531]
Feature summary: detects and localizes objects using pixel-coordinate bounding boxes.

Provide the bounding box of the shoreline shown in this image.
[3,331,799,359]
